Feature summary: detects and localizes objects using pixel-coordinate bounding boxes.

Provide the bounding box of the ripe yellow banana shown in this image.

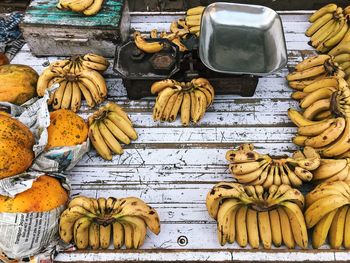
[287,65,326,81]
[37,67,62,96]
[60,81,73,109]
[99,225,112,249]
[70,82,81,112]
[291,91,308,100]
[216,199,241,245]
[343,207,350,249]
[186,6,205,16]
[329,205,348,248]
[305,13,334,37]
[283,163,303,187]
[78,77,103,104]
[311,19,336,47]
[103,118,130,145]
[269,209,282,247]
[73,216,92,249]
[98,121,123,155]
[303,98,330,120]
[246,208,259,249]
[112,221,124,248]
[121,216,147,248]
[250,164,270,186]
[313,159,348,181]
[288,108,326,127]
[52,80,67,109]
[305,195,349,228]
[299,87,335,108]
[105,102,133,126]
[134,33,163,53]
[323,18,349,48]
[77,81,95,107]
[294,55,331,71]
[89,222,100,249]
[233,163,270,184]
[303,77,338,92]
[321,117,350,157]
[281,202,308,249]
[329,41,350,56]
[277,207,295,248]
[153,87,178,121]
[181,92,191,126]
[257,211,272,249]
[108,111,138,140]
[193,89,207,122]
[206,182,248,219]
[161,92,179,122]
[83,0,103,16]
[89,122,112,160]
[292,135,307,146]
[334,53,350,64]
[168,92,184,122]
[121,222,134,249]
[262,165,275,189]
[235,206,248,247]
[312,209,337,248]
[297,118,335,136]
[151,79,177,94]
[309,4,337,23]
[68,196,97,214]
[78,70,107,98]
[305,117,345,148]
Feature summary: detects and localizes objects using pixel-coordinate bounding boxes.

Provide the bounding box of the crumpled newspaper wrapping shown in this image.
[0,87,89,196]
[0,88,89,260]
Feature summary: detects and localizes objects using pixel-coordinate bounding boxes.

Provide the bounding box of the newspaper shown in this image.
[0,205,65,259]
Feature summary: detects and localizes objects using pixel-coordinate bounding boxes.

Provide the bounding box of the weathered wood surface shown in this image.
[12,11,350,262]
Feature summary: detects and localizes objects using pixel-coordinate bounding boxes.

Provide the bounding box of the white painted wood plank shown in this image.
[56,250,345,262]
[76,145,298,167]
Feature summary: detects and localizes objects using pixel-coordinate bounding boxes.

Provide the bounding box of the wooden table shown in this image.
[11,10,350,262]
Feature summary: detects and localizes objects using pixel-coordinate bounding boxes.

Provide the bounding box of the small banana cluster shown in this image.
[151,78,214,126]
[88,102,138,160]
[59,196,160,249]
[226,144,320,188]
[206,182,308,249]
[134,32,164,54]
[184,6,204,37]
[37,54,109,112]
[57,0,104,16]
[312,158,350,183]
[306,4,350,53]
[50,54,110,74]
[305,181,350,249]
[147,6,204,52]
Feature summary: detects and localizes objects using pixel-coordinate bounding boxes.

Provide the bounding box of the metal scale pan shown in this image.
[199,2,288,76]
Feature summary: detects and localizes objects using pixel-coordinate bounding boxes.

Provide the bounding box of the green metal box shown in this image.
[20,0,130,57]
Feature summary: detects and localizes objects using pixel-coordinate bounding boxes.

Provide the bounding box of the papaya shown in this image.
[0,175,68,212]
[0,114,35,178]
[46,109,88,150]
[0,64,38,105]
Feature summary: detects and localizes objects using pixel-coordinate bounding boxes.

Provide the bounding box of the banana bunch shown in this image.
[306,4,349,53]
[151,78,214,126]
[312,158,350,183]
[134,31,164,54]
[185,6,205,37]
[57,0,104,16]
[226,144,320,188]
[37,65,107,112]
[88,102,138,160]
[206,182,308,249]
[305,181,350,249]
[50,53,110,74]
[59,195,160,249]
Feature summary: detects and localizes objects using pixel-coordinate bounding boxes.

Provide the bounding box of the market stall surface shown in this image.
[12,10,350,262]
